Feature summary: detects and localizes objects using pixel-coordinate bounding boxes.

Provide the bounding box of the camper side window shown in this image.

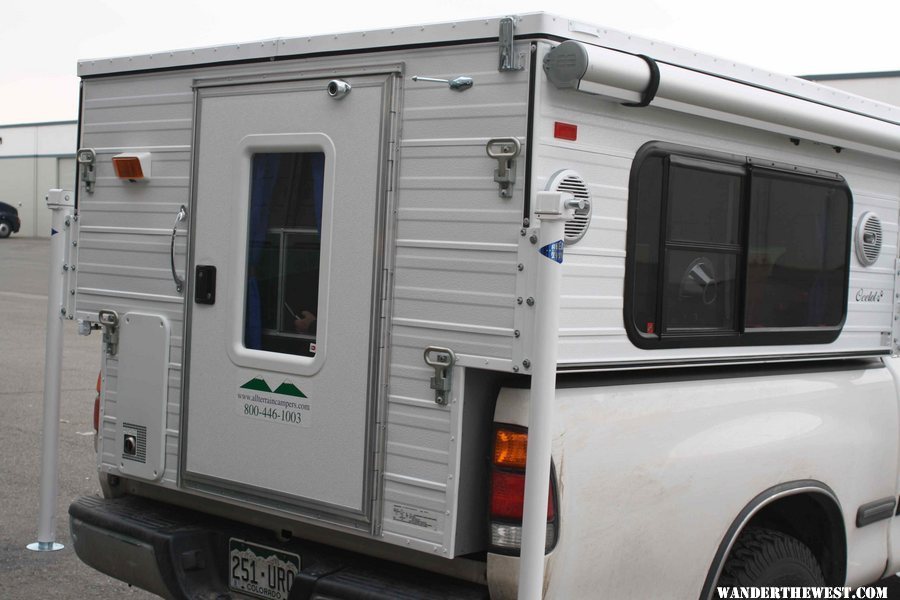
[244,152,325,357]
[626,142,852,349]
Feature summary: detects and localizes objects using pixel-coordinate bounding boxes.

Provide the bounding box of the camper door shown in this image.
[183,73,395,523]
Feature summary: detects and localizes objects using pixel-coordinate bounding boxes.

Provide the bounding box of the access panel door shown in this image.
[183,74,394,522]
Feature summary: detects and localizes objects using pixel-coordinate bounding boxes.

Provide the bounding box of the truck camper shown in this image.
[63,12,900,599]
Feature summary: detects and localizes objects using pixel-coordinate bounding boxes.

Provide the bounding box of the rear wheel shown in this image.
[0,221,10,238]
[717,527,825,591]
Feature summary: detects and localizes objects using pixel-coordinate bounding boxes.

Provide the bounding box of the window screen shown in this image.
[626,143,852,349]
[245,152,325,357]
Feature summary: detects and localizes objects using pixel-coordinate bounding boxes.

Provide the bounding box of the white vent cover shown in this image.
[546,170,592,244]
[855,212,883,267]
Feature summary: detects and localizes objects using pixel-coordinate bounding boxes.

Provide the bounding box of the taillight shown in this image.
[93,371,101,433]
[489,424,559,553]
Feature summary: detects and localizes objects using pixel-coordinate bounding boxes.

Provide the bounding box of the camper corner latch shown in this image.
[76,148,97,194]
[424,346,456,406]
[498,17,523,72]
[486,138,521,198]
[98,310,120,356]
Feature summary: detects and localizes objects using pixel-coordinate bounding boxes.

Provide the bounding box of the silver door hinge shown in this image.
[424,346,456,406]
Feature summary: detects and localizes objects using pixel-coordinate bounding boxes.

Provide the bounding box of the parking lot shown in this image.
[0,238,153,599]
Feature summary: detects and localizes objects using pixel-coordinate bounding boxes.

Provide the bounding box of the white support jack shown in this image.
[517,191,578,599]
[27,189,75,552]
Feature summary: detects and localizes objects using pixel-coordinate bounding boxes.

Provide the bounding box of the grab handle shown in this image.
[170,205,187,294]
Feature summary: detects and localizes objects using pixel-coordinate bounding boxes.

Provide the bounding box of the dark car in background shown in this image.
[0,202,21,238]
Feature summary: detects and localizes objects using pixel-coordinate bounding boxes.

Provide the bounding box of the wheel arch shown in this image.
[700,480,846,600]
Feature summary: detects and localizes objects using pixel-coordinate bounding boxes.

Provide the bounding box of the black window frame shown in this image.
[624,141,853,350]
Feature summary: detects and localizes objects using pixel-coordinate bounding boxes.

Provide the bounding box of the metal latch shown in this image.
[98,310,120,356]
[76,148,97,194]
[498,17,523,72]
[424,346,456,406]
[486,138,522,198]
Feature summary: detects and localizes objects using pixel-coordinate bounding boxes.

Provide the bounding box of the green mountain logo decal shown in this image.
[274,382,307,398]
[240,377,272,392]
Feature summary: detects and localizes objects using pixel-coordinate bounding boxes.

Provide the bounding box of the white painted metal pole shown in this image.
[517,192,575,600]
[28,189,74,552]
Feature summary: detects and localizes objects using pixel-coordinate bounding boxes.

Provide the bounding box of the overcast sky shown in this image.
[3,0,899,125]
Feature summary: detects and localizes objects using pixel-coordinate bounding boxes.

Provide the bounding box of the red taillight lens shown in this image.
[490,469,556,521]
[491,469,526,520]
[93,372,101,432]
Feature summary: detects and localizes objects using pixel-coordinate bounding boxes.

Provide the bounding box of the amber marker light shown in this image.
[112,152,152,181]
[493,427,529,469]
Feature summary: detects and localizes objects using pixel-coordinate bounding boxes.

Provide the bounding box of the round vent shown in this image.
[546,170,592,244]
[855,212,883,267]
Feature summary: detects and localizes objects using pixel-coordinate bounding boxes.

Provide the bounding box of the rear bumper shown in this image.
[69,495,489,600]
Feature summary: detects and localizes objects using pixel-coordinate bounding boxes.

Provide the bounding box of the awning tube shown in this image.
[543,41,900,158]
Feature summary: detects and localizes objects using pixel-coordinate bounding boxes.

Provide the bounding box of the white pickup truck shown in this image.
[65,13,900,599]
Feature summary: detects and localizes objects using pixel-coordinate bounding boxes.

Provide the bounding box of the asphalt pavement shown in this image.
[0,237,153,599]
[3,236,900,599]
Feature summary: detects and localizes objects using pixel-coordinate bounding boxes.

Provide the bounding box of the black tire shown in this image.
[0,221,10,238]
[717,527,825,591]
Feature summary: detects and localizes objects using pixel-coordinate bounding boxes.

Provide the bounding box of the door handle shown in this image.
[194,265,216,305]
[170,205,187,294]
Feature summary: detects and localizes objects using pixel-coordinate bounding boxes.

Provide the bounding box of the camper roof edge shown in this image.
[76,13,899,128]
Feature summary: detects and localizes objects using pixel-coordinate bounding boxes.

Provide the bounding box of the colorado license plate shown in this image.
[229,538,300,600]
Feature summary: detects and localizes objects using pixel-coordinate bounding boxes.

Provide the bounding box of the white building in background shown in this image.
[0,121,76,238]
[803,71,900,108]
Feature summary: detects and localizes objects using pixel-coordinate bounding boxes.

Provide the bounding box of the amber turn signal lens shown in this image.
[112,156,144,179]
[493,428,528,468]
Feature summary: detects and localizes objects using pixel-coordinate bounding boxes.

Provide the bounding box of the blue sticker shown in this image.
[50,228,59,236]
[540,240,564,264]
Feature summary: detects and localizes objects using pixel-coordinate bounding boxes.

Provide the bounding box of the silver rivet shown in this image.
[526,297,535,306]
[517,263,524,271]
[529,234,538,244]
[520,229,527,236]
[523,218,530,227]
[514,330,520,338]
[517,297,523,305]
[522,359,531,369]
[512,365,519,372]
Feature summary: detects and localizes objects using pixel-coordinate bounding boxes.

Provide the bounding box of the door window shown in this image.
[244,152,325,357]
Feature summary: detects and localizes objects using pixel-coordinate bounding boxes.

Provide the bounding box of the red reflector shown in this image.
[112,156,144,179]
[93,372,101,432]
[490,469,556,521]
[554,121,577,141]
